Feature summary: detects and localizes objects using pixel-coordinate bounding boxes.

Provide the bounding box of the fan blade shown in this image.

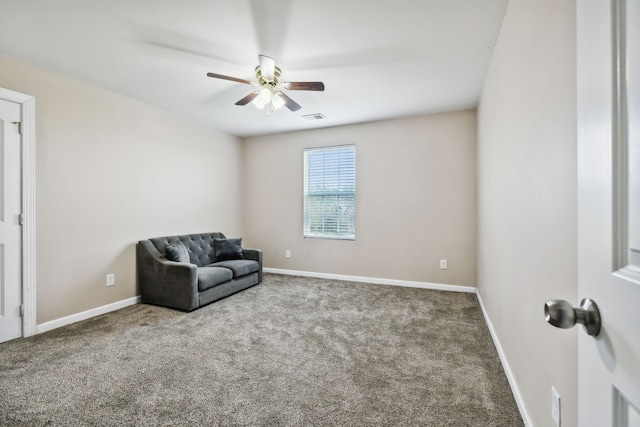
[235,91,260,106]
[259,55,276,80]
[207,72,254,85]
[275,92,301,111]
[281,81,325,91]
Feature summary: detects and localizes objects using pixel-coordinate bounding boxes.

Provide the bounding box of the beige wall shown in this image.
[0,55,243,324]
[477,1,577,426]
[243,111,477,287]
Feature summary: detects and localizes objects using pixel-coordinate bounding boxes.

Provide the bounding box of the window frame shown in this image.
[303,144,356,240]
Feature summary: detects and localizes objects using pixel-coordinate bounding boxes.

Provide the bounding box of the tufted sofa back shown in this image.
[150,232,226,267]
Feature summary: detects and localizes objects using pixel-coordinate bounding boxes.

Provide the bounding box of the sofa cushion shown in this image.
[214,238,244,261]
[197,266,233,291]
[209,259,259,279]
[165,241,190,263]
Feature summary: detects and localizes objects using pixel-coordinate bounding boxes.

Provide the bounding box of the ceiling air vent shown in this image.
[302,113,325,120]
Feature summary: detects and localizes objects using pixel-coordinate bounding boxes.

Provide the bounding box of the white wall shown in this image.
[0,54,243,324]
[243,111,477,288]
[477,1,577,426]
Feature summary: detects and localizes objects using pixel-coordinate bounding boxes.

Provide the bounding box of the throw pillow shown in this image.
[166,241,190,263]
[214,237,244,261]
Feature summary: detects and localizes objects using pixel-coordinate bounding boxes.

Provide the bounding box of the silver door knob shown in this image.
[544,298,601,336]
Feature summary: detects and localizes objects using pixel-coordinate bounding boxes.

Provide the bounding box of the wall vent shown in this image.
[302,113,326,120]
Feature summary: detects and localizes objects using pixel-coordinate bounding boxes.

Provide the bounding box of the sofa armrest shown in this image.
[137,240,199,311]
[242,248,263,283]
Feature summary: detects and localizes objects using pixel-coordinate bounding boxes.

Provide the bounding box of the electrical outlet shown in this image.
[106,274,115,287]
[440,259,448,270]
[551,386,561,426]
[285,250,291,259]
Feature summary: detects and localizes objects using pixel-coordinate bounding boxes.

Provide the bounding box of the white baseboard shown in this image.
[36,296,141,334]
[476,290,532,427]
[263,268,476,293]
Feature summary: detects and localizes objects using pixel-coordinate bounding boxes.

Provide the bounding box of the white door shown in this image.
[0,98,22,342]
[577,0,640,425]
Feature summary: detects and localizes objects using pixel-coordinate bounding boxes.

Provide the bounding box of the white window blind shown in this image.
[303,145,356,239]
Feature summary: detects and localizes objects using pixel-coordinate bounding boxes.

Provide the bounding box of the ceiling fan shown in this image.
[207,55,324,114]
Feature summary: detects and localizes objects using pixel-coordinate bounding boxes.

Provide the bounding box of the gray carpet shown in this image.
[0,274,523,426]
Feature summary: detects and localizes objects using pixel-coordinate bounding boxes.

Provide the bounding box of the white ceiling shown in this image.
[0,0,507,138]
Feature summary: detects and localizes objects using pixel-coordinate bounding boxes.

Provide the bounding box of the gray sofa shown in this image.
[137,232,262,311]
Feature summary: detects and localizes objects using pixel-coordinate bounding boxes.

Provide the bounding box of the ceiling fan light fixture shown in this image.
[253,88,287,115]
[271,93,285,110]
[253,88,272,109]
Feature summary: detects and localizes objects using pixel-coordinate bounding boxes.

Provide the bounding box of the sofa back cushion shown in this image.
[150,232,226,267]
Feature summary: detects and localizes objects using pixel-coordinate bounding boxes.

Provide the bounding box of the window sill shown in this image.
[304,235,356,241]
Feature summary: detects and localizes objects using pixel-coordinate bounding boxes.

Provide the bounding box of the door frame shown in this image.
[0,87,36,337]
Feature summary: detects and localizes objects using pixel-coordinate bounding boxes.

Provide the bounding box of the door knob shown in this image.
[544,298,601,336]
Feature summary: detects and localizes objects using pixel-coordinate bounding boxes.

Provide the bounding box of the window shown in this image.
[303,145,356,240]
